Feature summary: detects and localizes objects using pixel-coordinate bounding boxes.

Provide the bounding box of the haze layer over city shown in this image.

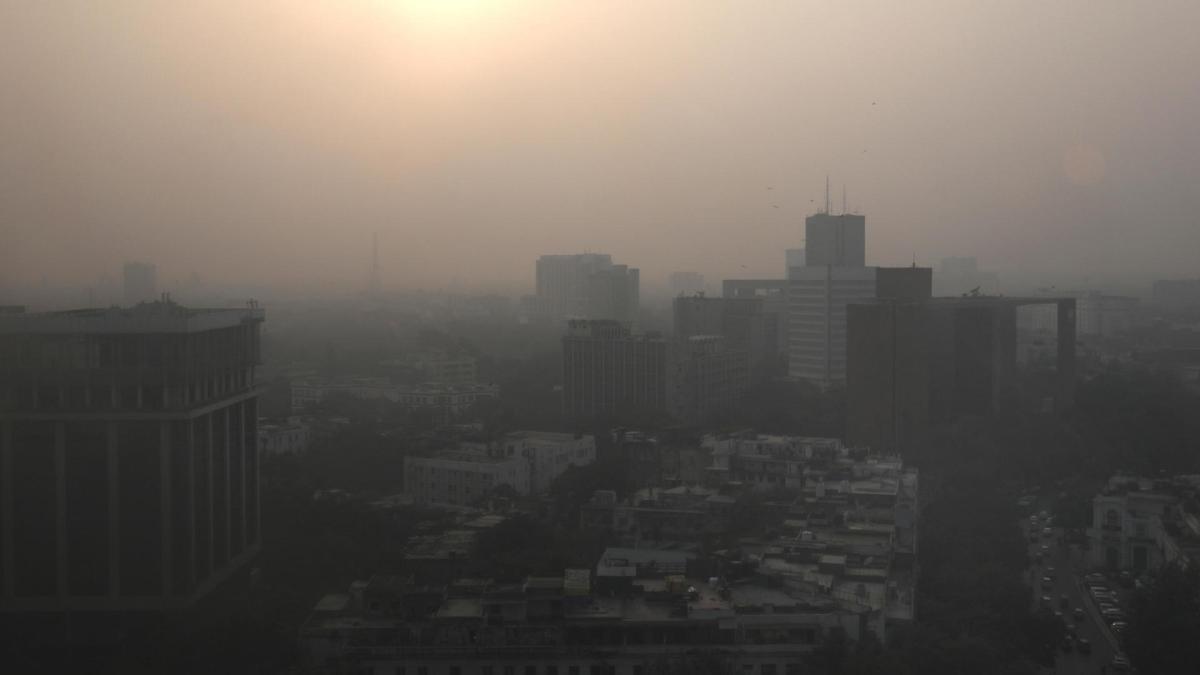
[1,2,1199,675]
[3,1,1199,300]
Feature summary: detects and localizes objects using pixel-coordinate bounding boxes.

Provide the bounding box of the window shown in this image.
[1105,509,1120,530]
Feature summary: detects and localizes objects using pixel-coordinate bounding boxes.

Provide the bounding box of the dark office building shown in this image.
[0,302,265,614]
[847,296,1075,454]
[672,295,781,380]
[562,320,668,423]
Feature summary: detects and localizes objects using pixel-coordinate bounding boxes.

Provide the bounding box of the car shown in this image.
[1041,595,1052,606]
[1118,570,1134,588]
[1045,566,1056,579]
[1053,610,1065,622]
[1111,653,1131,671]
[1060,636,1074,652]
[1042,576,1053,586]
[1072,607,1084,620]
[1111,620,1128,633]
[1040,544,1050,554]
[1085,572,1106,583]
[1042,527,1053,537]
[1076,637,1091,654]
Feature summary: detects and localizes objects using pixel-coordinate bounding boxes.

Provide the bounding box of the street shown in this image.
[1022,515,1122,674]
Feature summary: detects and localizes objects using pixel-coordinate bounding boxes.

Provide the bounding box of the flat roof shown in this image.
[0,302,264,334]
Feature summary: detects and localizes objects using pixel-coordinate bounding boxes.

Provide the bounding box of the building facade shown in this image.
[804,213,866,267]
[532,254,640,324]
[562,320,668,423]
[787,265,878,387]
[0,302,264,613]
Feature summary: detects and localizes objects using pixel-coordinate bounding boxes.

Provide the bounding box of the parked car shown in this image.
[1042,576,1054,586]
[1072,607,1084,620]
[1076,637,1092,654]
[1118,570,1134,588]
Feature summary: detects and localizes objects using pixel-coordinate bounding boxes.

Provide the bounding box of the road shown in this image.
[1022,516,1120,674]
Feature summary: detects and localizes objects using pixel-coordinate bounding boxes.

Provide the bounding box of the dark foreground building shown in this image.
[0,302,264,623]
[847,296,1076,454]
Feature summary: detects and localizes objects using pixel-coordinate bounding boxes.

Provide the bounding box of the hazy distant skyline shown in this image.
[3,1,1198,294]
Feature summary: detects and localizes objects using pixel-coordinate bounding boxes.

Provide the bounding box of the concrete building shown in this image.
[787,265,878,387]
[0,302,265,613]
[805,213,866,267]
[562,320,669,423]
[1152,278,1200,310]
[531,254,640,323]
[302,568,869,675]
[722,279,791,370]
[404,448,529,507]
[404,431,595,506]
[668,335,749,425]
[257,416,312,456]
[847,296,1076,454]
[498,430,596,494]
[291,379,497,418]
[673,295,782,380]
[1085,474,1200,573]
[786,248,805,278]
[122,261,157,306]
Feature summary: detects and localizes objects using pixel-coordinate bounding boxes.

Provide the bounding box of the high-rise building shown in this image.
[562,320,668,423]
[668,335,748,424]
[122,261,157,306]
[531,254,640,323]
[847,295,1076,454]
[0,301,265,614]
[804,213,865,267]
[785,248,805,279]
[672,295,781,381]
[787,265,878,387]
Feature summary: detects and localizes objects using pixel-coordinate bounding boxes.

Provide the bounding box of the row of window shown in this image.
[378,663,804,675]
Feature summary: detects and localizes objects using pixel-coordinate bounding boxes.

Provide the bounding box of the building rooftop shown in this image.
[0,301,264,334]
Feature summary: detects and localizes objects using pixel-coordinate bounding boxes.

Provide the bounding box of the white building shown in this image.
[291,379,498,416]
[405,432,596,507]
[404,448,529,507]
[500,431,596,494]
[1088,475,1179,572]
[258,416,312,456]
[787,265,877,387]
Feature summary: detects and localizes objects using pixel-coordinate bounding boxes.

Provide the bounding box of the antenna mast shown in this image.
[824,175,830,214]
[842,185,847,215]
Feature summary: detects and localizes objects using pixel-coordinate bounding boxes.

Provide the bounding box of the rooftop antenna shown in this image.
[824,175,830,214]
[842,185,847,215]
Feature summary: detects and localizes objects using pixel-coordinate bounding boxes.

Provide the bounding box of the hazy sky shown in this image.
[2,0,1198,294]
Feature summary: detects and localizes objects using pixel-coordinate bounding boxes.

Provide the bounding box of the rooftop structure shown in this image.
[0,302,265,615]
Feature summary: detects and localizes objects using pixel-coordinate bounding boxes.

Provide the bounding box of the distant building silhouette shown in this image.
[528,254,639,323]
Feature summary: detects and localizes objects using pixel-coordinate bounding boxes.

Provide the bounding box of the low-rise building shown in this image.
[258,416,312,456]
[1087,474,1200,572]
[291,379,498,417]
[405,432,596,507]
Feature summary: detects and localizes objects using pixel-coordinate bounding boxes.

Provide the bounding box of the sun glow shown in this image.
[370,0,513,38]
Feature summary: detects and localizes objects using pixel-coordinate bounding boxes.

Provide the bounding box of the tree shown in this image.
[1123,562,1200,674]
